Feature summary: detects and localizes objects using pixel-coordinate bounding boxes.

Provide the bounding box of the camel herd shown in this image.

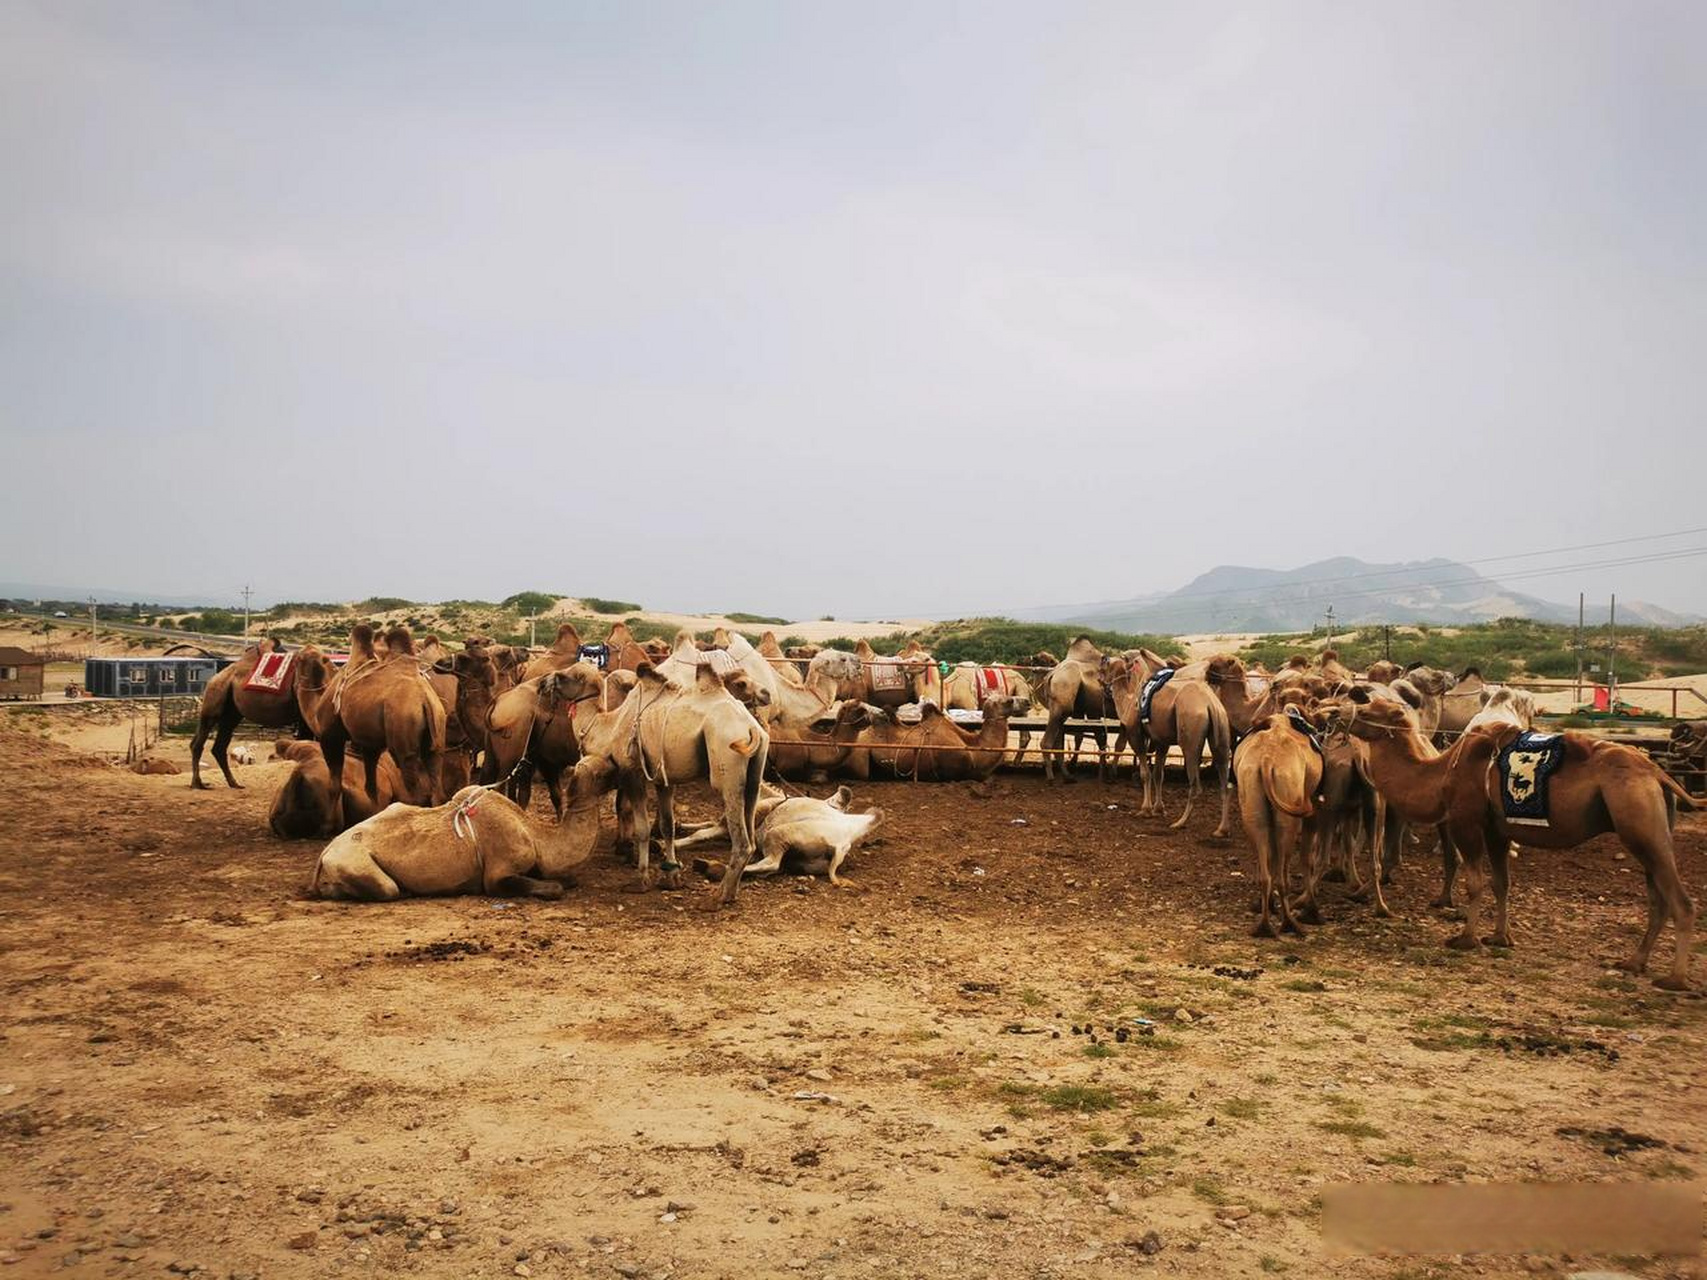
[184,621,1699,988]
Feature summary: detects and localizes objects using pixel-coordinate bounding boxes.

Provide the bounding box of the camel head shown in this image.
[808,649,863,684]
[642,638,671,661]
[980,693,1029,720]
[1400,665,1455,697]
[1205,654,1246,686]
[717,666,772,710]
[1329,684,1422,739]
[786,645,821,660]
[1285,655,1310,671]
[1099,654,1133,691]
[451,648,498,688]
[1026,651,1059,670]
[539,662,605,711]
[1364,660,1402,684]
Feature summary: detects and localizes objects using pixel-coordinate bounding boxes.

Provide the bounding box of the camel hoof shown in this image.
[620,877,653,896]
[1347,887,1371,904]
[1443,932,1481,952]
[1613,958,1646,975]
[658,869,684,892]
[1061,774,1078,785]
[691,857,726,881]
[1428,895,1454,910]
[1374,904,1394,920]
[1653,975,1693,992]
[1296,904,1324,926]
[1281,919,1305,936]
[1251,919,1280,940]
[831,877,862,892]
[190,780,210,791]
[695,893,727,913]
[1209,827,1231,841]
[1482,934,1513,949]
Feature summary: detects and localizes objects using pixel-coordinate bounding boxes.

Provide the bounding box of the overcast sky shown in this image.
[3,1,1704,620]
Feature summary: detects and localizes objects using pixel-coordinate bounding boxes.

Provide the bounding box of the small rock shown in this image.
[514,1266,532,1278]
[112,1234,143,1249]
[803,1068,833,1083]
[665,1201,696,1214]
[658,1212,677,1224]
[749,1077,770,1091]
[437,1199,459,1215]
[426,1229,443,1242]
[1220,1205,1251,1221]
[615,1265,643,1279]
[1137,1230,1164,1255]
[1173,1008,1193,1024]
[287,1232,317,1251]
[1105,1192,1123,1212]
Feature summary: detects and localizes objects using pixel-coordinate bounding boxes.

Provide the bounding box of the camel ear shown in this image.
[1348,685,1372,704]
[1396,683,1423,710]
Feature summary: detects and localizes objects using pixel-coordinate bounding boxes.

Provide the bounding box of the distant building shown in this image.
[83,655,233,698]
[0,647,46,700]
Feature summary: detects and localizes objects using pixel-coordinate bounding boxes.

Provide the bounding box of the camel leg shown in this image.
[1431,823,1458,908]
[1211,738,1232,840]
[1276,815,1305,935]
[1095,726,1111,784]
[744,826,792,878]
[1251,810,1279,939]
[1294,821,1325,925]
[712,751,762,907]
[1614,810,1697,990]
[192,701,241,789]
[541,766,565,821]
[488,873,567,899]
[1483,829,1513,947]
[1044,713,1071,784]
[623,781,656,893]
[1169,735,1202,831]
[396,754,432,807]
[654,784,682,890]
[362,751,380,804]
[312,847,401,901]
[1444,832,1485,950]
[318,723,350,836]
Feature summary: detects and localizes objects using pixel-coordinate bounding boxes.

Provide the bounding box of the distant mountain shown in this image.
[1013,557,1699,634]
[0,582,238,609]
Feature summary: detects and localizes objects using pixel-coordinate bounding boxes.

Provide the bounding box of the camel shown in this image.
[270,748,405,838]
[847,696,1024,782]
[1233,712,1325,937]
[190,640,315,789]
[1037,637,1117,783]
[1465,686,1536,733]
[309,773,604,901]
[585,662,769,906]
[1298,726,1380,920]
[660,629,854,728]
[296,625,448,832]
[519,624,585,681]
[1390,665,1456,738]
[1315,649,1355,690]
[1105,654,1233,835]
[480,663,609,814]
[1338,694,1699,988]
[425,644,501,772]
[678,786,885,886]
[1364,659,1404,685]
[1436,667,1490,739]
[767,701,873,780]
[943,662,1039,759]
[838,639,941,711]
[757,631,806,686]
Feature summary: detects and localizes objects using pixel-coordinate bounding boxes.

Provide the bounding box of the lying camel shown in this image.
[309,772,603,901]
[270,747,405,838]
[1233,713,1324,938]
[767,701,872,780]
[679,785,886,886]
[848,697,1024,781]
[837,639,941,711]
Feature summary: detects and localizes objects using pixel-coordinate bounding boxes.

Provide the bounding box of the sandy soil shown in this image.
[544,602,934,647]
[2,726,1705,1280]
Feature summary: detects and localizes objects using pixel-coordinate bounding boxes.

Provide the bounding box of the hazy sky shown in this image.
[3,1,1704,620]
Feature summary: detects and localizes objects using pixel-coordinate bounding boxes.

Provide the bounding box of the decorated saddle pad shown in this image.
[244,651,295,694]
[1286,707,1324,757]
[578,643,610,671]
[974,667,1008,698]
[946,707,984,726]
[1496,731,1567,826]
[869,659,912,693]
[1138,667,1175,728]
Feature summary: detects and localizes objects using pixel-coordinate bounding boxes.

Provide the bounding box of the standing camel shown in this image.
[1105,654,1232,836]
[1038,637,1116,783]
[1233,713,1325,938]
[190,641,314,789]
[296,625,448,833]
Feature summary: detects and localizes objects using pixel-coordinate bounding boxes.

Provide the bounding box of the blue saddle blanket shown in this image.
[1138,667,1175,729]
[1286,707,1324,756]
[1496,731,1566,826]
[578,643,610,671]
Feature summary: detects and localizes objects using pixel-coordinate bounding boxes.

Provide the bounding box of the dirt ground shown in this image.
[2,720,1704,1280]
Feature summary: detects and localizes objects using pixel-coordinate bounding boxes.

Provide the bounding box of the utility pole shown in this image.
[241,584,254,641]
[1323,604,1337,639]
[1574,592,1584,704]
[528,614,538,648]
[89,596,97,649]
[1607,594,1618,708]
[1382,624,1391,661]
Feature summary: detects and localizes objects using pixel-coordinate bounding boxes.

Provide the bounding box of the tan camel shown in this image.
[270,748,405,838]
[1105,654,1233,836]
[767,702,873,780]
[587,663,769,906]
[1315,649,1355,689]
[1364,659,1404,685]
[1338,694,1699,988]
[190,640,315,789]
[838,639,941,710]
[846,696,1023,781]
[1234,713,1325,937]
[661,629,852,727]
[520,624,585,681]
[296,625,448,832]
[676,785,885,887]
[1038,637,1117,782]
[1435,667,1489,739]
[309,773,603,901]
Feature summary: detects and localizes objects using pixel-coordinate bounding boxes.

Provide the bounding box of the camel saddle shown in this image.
[244,651,295,694]
[869,659,911,693]
[974,667,1009,698]
[1138,667,1175,729]
[578,643,610,671]
[1496,731,1567,826]
[1285,707,1324,757]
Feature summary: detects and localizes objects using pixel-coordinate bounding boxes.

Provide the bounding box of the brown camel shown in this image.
[480,663,609,815]
[1038,637,1117,782]
[846,696,1023,781]
[587,662,769,906]
[1364,659,1403,685]
[269,748,405,838]
[297,625,448,832]
[767,701,873,781]
[1337,692,1698,988]
[1234,712,1325,937]
[190,641,315,789]
[309,773,603,901]
[519,624,585,681]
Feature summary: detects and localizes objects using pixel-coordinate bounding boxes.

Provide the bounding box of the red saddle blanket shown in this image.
[974,667,1009,698]
[244,651,295,694]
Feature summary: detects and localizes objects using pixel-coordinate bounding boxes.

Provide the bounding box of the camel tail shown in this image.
[1263,760,1313,818]
[1657,768,1696,812]
[730,725,764,758]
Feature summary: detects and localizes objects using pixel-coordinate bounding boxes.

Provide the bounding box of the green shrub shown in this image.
[724,612,791,625]
[581,597,642,615]
[502,591,559,615]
